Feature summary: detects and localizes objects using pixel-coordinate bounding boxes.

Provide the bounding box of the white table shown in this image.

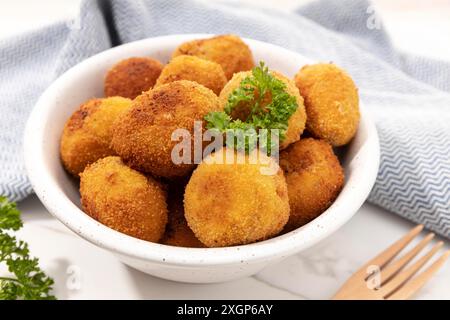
[3,0,450,299]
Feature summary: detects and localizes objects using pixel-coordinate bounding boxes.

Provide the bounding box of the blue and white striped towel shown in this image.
[1,0,449,238]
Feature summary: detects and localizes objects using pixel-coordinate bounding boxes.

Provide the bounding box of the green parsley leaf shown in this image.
[0,197,22,231]
[0,196,56,300]
[204,111,231,131]
[204,61,298,154]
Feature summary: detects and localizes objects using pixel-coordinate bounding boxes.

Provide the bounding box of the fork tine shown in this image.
[379,241,444,297]
[377,233,435,284]
[362,225,423,274]
[388,250,450,300]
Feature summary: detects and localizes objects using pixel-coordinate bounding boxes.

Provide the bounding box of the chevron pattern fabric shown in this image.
[368,104,450,237]
[1,0,449,238]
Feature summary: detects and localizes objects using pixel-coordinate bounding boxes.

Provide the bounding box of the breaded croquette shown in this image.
[111,80,222,178]
[104,57,163,99]
[184,148,290,247]
[60,97,132,176]
[172,35,254,80]
[80,156,168,242]
[280,138,344,231]
[156,55,227,95]
[219,70,307,149]
[160,181,205,248]
[294,63,360,146]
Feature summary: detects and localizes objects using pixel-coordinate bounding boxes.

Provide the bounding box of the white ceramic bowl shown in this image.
[24,34,379,283]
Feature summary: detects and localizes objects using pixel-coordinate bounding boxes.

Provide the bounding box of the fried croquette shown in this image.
[184,148,290,247]
[80,156,168,242]
[60,97,132,176]
[219,70,307,149]
[160,182,205,248]
[294,63,360,146]
[156,55,227,95]
[104,57,163,99]
[172,34,254,80]
[280,138,344,231]
[111,80,222,178]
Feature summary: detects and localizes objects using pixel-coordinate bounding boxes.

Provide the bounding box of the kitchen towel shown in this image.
[1,0,449,238]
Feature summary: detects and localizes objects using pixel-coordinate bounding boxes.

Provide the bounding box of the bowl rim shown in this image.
[24,34,380,267]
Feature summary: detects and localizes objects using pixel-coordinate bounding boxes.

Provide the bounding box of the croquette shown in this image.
[219,70,307,149]
[104,57,163,99]
[160,182,205,248]
[111,80,222,178]
[280,138,344,231]
[172,34,254,80]
[60,97,132,176]
[184,148,290,247]
[294,63,360,146]
[80,156,168,242]
[156,55,227,95]
[60,37,358,249]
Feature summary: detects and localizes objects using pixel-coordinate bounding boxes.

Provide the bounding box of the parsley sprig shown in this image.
[0,196,56,300]
[205,62,298,153]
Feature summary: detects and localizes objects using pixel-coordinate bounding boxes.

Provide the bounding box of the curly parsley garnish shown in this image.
[205,62,298,153]
[0,196,56,300]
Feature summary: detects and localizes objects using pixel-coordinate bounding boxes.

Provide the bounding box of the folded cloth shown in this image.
[1,0,449,237]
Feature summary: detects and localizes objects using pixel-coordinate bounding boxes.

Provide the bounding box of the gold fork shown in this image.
[333,225,450,300]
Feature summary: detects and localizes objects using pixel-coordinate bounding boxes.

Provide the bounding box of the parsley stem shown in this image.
[0,276,21,283]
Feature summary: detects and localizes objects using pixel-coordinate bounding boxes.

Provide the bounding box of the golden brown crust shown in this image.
[219,71,307,150]
[294,63,360,146]
[60,97,132,176]
[160,181,205,248]
[104,57,163,99]
[64,99,102,131]
[280,138,344,231]
[79,156,168,242]
[110,80,222,178]
[172,34,254,80]
[156,55,227,95]
[184,148,290,247]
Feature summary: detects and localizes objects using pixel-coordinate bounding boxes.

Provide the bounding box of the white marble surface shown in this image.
[1,0,450,299]
[16,196,450,299]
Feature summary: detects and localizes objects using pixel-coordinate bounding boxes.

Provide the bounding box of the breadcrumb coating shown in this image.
[111,80,222,178]
[80,156,168,242]
[172,34,254,80]
[156,55,227,95]
[104,57,163,99]
[60,97,132,176]
[280,138,344,231]
[184,148,290,247]
[160,180,205,248]
[294,63,360,146]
